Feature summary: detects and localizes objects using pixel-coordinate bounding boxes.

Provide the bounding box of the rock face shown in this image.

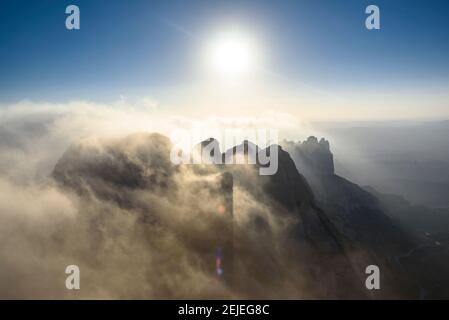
[196,139,344,252]
[52,133,366,299]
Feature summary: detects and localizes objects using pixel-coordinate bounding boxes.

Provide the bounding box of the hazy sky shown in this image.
[1,0,448,120]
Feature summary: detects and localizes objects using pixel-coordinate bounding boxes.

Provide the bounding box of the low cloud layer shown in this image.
[0,101,340,299]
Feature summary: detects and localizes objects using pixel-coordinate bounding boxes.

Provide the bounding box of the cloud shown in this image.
[0,100,354,299]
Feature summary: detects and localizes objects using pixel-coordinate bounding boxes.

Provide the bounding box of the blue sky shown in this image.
[0,0,448,120]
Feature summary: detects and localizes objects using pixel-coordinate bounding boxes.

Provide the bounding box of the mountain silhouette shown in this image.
[51,133,428,298]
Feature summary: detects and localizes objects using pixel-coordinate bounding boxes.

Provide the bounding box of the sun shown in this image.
[206,32,257,79]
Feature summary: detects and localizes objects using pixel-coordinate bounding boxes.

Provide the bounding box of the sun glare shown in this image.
[206,32,257,79]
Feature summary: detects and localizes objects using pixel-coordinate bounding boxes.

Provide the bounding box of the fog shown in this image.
[1,100,444,298]
[315,121,449,207]
[0,101,325,299]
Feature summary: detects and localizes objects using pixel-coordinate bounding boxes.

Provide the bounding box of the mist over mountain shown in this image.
[50,134,368,298]
[0,104,448,299]
[48,132,445,298]
[2,0,449,304]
